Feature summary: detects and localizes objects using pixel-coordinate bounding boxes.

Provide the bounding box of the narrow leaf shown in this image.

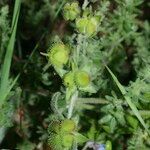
[0,0,21,104]
[105,65,149,134]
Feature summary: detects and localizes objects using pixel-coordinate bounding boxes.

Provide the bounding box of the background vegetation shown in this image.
[0,0,150,149]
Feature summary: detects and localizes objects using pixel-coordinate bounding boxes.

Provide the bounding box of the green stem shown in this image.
[82,0,89,10]
[129,110,150,118]
[76,34,82,66]
[77,98,109,104]
[67,91,78,119]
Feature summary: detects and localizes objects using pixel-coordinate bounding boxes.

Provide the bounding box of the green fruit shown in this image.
[48,43,69,67]
[75,71,90,87]
[62,134,74,148]
[106,140,112,150]
[64,72,75,88]
[48,134,63,150]
[87,17,99,36]
[76,17,99,36]
[63,2,80,21]
[61,119,76,133]
[48,121,61,134]
[76,17,88,34]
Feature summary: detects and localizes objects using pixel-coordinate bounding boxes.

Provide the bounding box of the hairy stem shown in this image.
[67,91,78,119]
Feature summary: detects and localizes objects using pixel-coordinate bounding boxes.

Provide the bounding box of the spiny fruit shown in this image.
[48,119,76,150]
[48,43,69,67]
[48,120,61,134]
[62,134,74,147]
[61,119,76,133]
[48,133,74,150]
[76,16,99,37]
[64,71,75,88]
[63,1,81,21]
[48,133,63,150]
[75,71,90,88]
[76,17,88,34]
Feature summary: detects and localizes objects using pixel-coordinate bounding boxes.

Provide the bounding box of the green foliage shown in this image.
[0,0,150,149]
[106,66,149,133]
[16,140,36,150]
[0,101,14,127]
[0,0,21,105]
[0,0,21,145]
[0,5,10,60]
[46,0,150,149]
[48,119,87,150]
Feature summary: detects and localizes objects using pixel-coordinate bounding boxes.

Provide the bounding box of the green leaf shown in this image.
[74,132,88,144]
[0,75,19,104]
[110,117,117,133]
[105,65,150,134]
[0,0,21,105]
[11,0,21,30]
[87,122,97,140]
[126,115,138,129]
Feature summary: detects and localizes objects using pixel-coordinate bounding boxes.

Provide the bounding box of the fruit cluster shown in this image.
[48,119,76,150]
[48,42,95,93]
[47,1,104,149]
[63,1,100,37]
[47,0,102,92]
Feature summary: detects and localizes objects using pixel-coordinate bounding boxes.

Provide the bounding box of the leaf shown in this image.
[99,115,112,124]
[126,115,138,129]
[16,140,36,150]
[105,65,150,134]
[110,117,117,133]
[0,75,19,104]
[0,0,21,105]
[11,0,21,31]
[87,122,97,140]
[74,132,88,144]
[0,127,8,144]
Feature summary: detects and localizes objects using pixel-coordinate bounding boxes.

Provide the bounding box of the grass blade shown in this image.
[1,75,19,102]
[105,65,149,134]
[0,0,21,104]
[11,0,21,31]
